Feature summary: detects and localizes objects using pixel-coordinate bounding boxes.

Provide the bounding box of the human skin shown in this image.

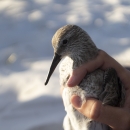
[61,50,130,130]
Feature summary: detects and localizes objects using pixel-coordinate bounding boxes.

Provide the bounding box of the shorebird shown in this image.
[45,25,125,130]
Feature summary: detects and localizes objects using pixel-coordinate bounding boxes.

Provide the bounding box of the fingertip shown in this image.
[71,96,102,120]
[71,95,82,108]
[67,76,76,87]
[67,73,80,87]
[67,67,87,87]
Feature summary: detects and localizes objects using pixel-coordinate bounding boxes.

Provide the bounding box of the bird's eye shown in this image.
[62,39,68,45]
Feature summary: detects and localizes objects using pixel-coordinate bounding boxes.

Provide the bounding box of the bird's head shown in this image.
[45,25,98,85]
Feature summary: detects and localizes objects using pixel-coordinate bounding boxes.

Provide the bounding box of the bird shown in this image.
[45,25,125,130]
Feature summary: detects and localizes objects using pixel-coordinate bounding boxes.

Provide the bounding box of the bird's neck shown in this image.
[71,48,99,69]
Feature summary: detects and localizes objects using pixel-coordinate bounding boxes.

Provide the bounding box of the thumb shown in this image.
[71,95,102,120]
[71,95,130,130]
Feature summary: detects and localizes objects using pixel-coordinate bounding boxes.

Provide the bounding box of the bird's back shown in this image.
[60,57,124,130]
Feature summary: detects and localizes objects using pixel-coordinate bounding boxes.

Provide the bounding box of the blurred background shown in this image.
[0,0,130,130]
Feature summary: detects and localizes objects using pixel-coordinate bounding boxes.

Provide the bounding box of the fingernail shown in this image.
[67,77,75,87]
[71,95,82,108]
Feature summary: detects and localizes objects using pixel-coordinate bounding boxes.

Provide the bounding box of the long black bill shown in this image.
[45,53,61,85]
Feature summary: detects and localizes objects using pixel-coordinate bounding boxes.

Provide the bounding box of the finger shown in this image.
[71,95,103,120]
[67,51,104,87]
[71,95,130,130]
[67,65,87,87]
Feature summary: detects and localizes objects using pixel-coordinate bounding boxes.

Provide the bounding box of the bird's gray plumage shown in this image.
[45,25,125,130]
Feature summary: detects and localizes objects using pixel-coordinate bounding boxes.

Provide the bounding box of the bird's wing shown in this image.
[99,68,124,106]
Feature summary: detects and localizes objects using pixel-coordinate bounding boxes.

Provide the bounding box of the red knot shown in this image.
[45,25,125,130]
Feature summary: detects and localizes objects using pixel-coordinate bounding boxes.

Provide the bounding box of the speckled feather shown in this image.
[51,25,125,130]
[60,57,123,130]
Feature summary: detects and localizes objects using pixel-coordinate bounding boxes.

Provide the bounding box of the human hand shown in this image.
[67,50,130,130]
[70,96,130,130]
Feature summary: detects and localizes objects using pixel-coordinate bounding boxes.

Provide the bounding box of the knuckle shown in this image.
[79,99,102,120]
[88,100,102,120]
